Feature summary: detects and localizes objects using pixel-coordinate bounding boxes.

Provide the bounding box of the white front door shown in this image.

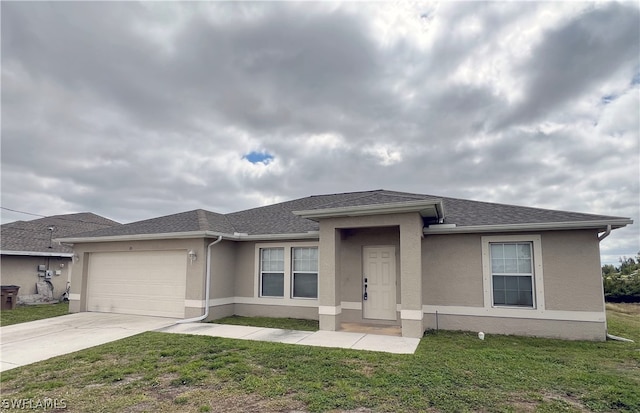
[362,246,397,320]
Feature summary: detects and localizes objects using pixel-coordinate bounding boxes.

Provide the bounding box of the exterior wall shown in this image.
[234,303,319,320]
[209,240,237,300]
[422,234,484,307]
[423,313,605,341]
[234,241,256,298]
[421,229,607,340]
[1,255,71,301]
[69,238,207,314]
[541,231,604,312]
[65,226,606,341]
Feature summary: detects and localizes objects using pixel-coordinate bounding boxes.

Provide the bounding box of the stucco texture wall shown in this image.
[422,230,604,312]
[1,255,70,300]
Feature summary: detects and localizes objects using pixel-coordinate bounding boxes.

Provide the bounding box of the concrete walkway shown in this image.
[158,323,421,354]
[1,315,419,372]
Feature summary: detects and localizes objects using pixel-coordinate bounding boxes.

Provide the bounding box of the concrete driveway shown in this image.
[0,312,178,372]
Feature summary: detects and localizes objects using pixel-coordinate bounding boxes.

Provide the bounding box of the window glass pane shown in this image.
[262,273,284,297]
[293,247,318,272]
[518,275,532,291]
[293,273,318,298]
[491,244,504,258]
[492,259,504,273]
[505,276,519,290]
[504,258,518,273]
[517,244,531,259]
[493,275,533,307]
[519,291,533,306]
[504,244,517,259]
[518,258,532,274]
[505,290,519,305]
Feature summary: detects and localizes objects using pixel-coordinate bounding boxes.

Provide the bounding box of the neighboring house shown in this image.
[57,190,632,341]
[1,213,120,303]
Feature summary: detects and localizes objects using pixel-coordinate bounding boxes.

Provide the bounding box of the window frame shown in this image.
[489,242,534,308]
[254,242,319,303]
[481,235,545,313]
[259,247,285,298]
[291,247,319,299]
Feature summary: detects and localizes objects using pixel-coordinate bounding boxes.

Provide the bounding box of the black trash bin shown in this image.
[1,285,20,310]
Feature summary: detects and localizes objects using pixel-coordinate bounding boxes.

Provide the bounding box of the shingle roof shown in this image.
[55,190,631,240]
[64,209,235,238]
[1,213,121,254]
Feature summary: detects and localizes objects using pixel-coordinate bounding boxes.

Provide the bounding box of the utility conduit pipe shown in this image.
[177,236,223,324]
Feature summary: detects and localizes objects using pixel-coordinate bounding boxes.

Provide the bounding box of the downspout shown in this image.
[598,224,611,241]
[177,236,223,324]
[597,226,634,342]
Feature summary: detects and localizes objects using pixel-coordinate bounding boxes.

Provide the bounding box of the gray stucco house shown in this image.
[57,190,632,340]
[1,213,120,303]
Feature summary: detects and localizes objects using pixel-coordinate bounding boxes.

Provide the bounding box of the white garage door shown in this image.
[87,250,187,318]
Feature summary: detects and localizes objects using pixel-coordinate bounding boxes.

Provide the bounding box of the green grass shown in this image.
[0,302,69,326]
[213,315,319,331]
[1,304,639,412]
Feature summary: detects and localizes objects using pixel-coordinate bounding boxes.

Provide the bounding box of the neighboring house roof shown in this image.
[1,213,121,256]
[56,190,633,243]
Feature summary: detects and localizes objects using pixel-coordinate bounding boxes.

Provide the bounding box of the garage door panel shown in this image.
[88,250,186,318]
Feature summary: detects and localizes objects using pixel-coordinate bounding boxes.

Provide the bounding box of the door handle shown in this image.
[363,277,368,300]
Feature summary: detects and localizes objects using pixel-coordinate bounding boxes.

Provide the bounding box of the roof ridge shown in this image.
[310,191,382,209]
[196,209,210,231]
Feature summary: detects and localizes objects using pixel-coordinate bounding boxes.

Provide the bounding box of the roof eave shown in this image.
[293,199,444,221]
[1,250,74,258]
[55,230,321,244]
[423,219,633,234]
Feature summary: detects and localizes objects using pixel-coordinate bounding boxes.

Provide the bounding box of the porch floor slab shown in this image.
[158,323,420,354]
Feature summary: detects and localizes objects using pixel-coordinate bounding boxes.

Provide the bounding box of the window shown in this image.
[255,243,319,301]
[260,248,284,297]
[490,242,534,307]
[292,247,318,298]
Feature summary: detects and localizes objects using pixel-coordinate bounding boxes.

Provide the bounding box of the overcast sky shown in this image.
[2,1,638,264]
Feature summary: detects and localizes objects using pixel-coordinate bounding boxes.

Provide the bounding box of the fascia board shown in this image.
[55,231,213,243]
[293,199,443,220]
[423,219,633,234]
[1,250,74,258]
[233,232,319,241]
[55,230,320,244]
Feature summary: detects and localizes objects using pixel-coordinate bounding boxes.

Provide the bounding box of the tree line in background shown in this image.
[602,255,640,302]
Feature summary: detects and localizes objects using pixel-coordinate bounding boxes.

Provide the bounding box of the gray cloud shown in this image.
[1,2,638,264]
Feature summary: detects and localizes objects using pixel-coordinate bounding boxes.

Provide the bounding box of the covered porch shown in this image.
[294,200,443,339]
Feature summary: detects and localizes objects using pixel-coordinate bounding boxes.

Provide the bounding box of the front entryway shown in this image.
[362,246,397,320]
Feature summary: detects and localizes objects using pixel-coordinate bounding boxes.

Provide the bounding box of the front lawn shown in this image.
[1,304,638,412]
[0,302,69,327]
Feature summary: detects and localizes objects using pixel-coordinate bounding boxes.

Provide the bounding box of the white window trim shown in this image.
[481,234,545,315]
[254,241,319,304]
